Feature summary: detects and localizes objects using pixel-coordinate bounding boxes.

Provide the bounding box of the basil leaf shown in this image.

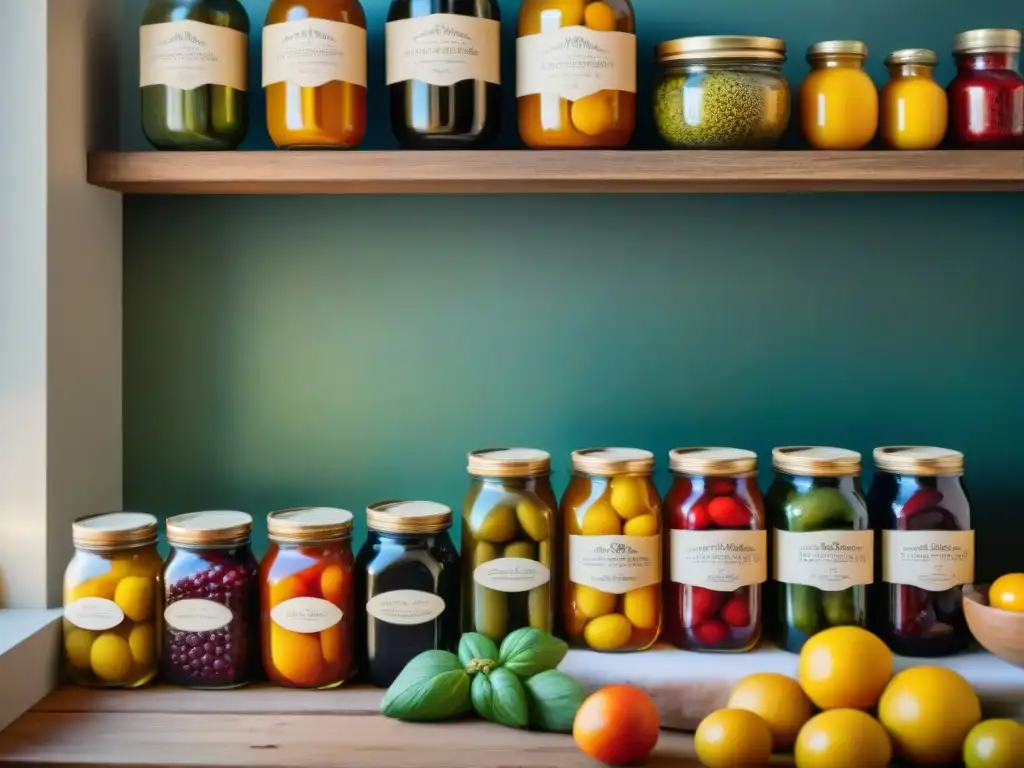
[380,650,473,722]
[458,632,500,674]
[523,669,588,733]
[498,628,568,678]
[471,667,529,729]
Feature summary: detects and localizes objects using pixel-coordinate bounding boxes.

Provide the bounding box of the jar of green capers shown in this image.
[653,35,791,149]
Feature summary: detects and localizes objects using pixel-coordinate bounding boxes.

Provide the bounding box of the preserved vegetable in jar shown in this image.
[880,49,948,150]
[63,513,163,687]
[947,29,1024,148]
[162,511,259,688]
[516,0,636,148]
[261,507,356,689]
[358,500,460,687]
[766,447,872,654]
[462,449,557,642]
[800,40,878,150]
[868,447,973,657]
[562,447,661,652]
[664,448,766,653]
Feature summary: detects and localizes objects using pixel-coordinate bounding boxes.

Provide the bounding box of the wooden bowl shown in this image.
[963,584,1024,667]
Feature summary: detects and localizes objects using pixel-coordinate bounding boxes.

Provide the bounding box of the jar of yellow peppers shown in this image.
[800,40,878,150]
[880,49,948,150]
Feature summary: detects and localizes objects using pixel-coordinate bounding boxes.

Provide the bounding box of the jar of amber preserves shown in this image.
[880,49,947,150]
[463,449,557,643]
[162,511,259,688]
[262,507,356,689]
[800,41,878,150]
[868,447,973,657]
[664,448,766,653]
[358,501,460,687]
[947,29,1024,148]
[516,0,636,148]
[63,513,162,687]
[562,447,661,652]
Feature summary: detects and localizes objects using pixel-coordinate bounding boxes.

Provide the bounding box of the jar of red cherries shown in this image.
[947,28,1024,148]
[663,447,767,652]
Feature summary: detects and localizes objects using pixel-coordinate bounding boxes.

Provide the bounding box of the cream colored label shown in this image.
[164,599,233,632]
[516,26,636,101]
[569,534,660,594]
[263,19,367,88]
[474,557,550,593]
[774,530,874,591]
[366,590,446,625]
[670,530,767,591]
[64,597,124,631]
[883,530,975,590]
[386,14,500,87]
[270,597,342,633]
[140,21,247,91]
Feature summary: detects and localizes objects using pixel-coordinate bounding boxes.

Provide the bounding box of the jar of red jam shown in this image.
[664,447,767,652]
[947,28,1024,148]
[162,511,259,688]
[868,446,973,657]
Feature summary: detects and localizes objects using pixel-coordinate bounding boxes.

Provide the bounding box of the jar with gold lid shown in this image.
[63,512,163,687]
[800,40,878,150]
[880,49,948,150]
[162,510,259,688]
[561,447,661,652]
[261,507,356,689]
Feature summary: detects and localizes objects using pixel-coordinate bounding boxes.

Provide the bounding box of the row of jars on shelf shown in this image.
[140,0,1024,152]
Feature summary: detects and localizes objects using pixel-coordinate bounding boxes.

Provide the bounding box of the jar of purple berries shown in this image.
[162,510,259,688]
[868,446,974,657]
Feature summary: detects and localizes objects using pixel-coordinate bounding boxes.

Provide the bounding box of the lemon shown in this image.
[989,573,1024,612]
[794,709,892,768]
[727,672,812,750]
[70,576,118,602]
[798,626,892,710]
[583,1,616,31]
[608,475,650,519]
[581,500,622,535]
[90,632,134,683]
[694,708,773,768]
[583,613,632,651]
[576,585,618,619]
[128,623,155,667]
[623,513,659,537]
[114,576,154,622]
[64,628,96,669]
[622,585,658,630]
[964,719,1024,768]
[472,503,518,543]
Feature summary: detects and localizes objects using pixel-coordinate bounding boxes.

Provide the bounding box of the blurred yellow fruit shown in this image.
[583,1,616,31]
[988,573,1024,612]
[114,576,153,622]
[90,632,133,683]
[583,613,632,651]
[798,626,892,710]
[64,628,96,669]
[794,709,892,768]
[128,624,154,667]
[963,719,1024,768]
[727,672,812,750]
[473,504,518,543]
[516,498,549,541]
[623,585,658,630]
[270,624,324,687]
[576,585,617,618]
[694,708,772,768]
[518,0,585,36]
[581,500,622,535]
[608,475,649,519]
[71,576,118,602]
[623,513,658,537]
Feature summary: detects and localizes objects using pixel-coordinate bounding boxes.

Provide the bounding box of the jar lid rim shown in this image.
[467,447,551,477]
[873,446,964,475]
[953,28,1022,54]
[772,446,861,477]
[669,447,758,476]
[656,35,787,63]
[366,500,452,534]
[807,40,868,59]
[885,48,938,66]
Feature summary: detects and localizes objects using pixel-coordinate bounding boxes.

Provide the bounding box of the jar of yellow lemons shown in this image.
[561,448,662,651]
[63,512,162,687]
[880,49,948,150]
[800,40,878,150]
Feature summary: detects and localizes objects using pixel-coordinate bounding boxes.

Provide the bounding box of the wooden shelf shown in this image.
[87,150,1024,195]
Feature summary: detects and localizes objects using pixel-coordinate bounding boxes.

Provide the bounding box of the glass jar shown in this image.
[767,447,872,654]
[358,500,460,687]
[800,41,878,150]
[140,0,249,150]
[261,507,356,689]
[264,0,367,149]
[880,49,948,150]
[562,447,661,652]
[162,510,259,688]
[653,35,791,149]
[664,448,766,653]
[63,513,163,687]
[462,449,557,642]
[947,29,1024,148]
[868,447,973,657]
[516,0,636,148]
[386,0,501,149]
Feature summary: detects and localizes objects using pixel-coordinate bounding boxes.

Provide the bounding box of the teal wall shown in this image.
[122,1,1024,576]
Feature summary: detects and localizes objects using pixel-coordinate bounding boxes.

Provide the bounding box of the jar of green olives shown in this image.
[462,448,557,643]
[767,446,873,653]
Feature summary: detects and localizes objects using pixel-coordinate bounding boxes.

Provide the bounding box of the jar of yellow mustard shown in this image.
[800,40,878,150]
[880,49,948,150]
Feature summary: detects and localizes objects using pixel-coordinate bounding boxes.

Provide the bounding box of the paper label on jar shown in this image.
[516,26,636,101]
[140,20,247,92]
[164,598,233,632]
[385,14,500,87]
[474,557,550,593]
[569,534,660,594]
[773,530,874,591]
[670,530,767,591]
[365,590,446,626]
[271,597,343,633]
[64,597,124,631]
[263,19,366,88]
[882,530,975,591]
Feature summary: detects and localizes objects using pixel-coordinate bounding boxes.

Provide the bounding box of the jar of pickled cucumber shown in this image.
[664,448,766,653]
[868,447,973,657]
[63,513,163,687]
[462,449,557,643]
[562,447,661,652]
[767,447,872,653]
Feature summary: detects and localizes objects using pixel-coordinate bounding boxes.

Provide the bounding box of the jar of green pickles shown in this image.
[767,447,873,653]
[462,448,557,643]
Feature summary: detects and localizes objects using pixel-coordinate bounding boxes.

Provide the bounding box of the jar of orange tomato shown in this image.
[800,40,878,150]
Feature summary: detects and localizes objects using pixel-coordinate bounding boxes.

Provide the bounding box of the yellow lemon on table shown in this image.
[693,709,772,767]
[963,719,1024,768]
[797,626,892,710]
[989,573,1024,612]
[794,709,892,768]
[727,672,812,750]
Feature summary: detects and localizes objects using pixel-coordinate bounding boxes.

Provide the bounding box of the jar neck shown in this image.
[888,63,936,80]
[956,51,1020,72]
[810,54,866,70]
[271,537,349,551]
[368,529,438,543]
[173,540,252,553]
[75,541,157,556]
[663,57,783,74]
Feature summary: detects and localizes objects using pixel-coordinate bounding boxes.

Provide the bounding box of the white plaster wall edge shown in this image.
[0,610,62,732]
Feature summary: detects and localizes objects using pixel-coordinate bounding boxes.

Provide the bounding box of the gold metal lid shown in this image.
[571,447,655,476]
[166,510,252,547]
[807,40,868,59]
[467,448,551,478]
[873,446,964,476]
[72,512,158,551]
[656,35,786,63]
[366,500,452,535]
[669,447,758,477]
[268,507,353,543]
[772,446,862,477]
[885,48,938,66]
[953,28,1022,54]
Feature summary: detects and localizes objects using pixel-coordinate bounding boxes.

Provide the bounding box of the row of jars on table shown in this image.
[140,0,1024,152]
[62,444,974,691]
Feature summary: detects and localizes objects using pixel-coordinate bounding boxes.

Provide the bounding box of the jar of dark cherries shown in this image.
[162,511,259,688]
[947,28,1024,148]
[868,446,974,657]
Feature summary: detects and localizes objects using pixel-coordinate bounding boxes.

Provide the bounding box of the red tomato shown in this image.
[721,594,751,628]
[707,496,751,528]
[706,478,736,496]
[574,685,661,766]
[688,586,724,625]
[693,620,729,645]
[687,502,711,530]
